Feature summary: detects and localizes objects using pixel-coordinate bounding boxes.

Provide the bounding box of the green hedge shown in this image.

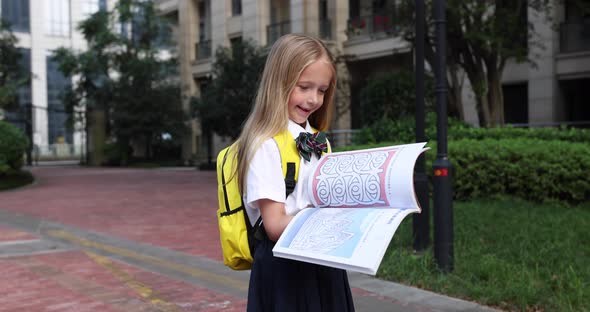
[450,126,590,143]
[338,138,590,204]
[441,139,590,204]
[0,121,28,174]
[354,113,590,144]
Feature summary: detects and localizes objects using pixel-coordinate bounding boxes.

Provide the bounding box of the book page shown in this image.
[273,206,418,275]
[307,142,427,210]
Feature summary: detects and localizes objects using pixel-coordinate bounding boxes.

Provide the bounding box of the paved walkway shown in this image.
[0,166,502,312]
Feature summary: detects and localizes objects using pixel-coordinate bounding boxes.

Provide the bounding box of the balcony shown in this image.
[267,21,291,45]
[195,39,212,60]
[347,13,398,40]
[560,22,590,54]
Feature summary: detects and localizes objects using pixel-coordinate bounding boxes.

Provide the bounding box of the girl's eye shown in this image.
[319,89,327,94]
[299,86,309,90]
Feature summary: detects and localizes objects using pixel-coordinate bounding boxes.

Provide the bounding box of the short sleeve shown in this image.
[245,139,286,209]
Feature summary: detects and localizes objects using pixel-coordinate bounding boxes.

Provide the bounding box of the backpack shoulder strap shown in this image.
[217,143,248,219]
[273,131,300,197]
[217,143,261,229]
[272,128,331,197]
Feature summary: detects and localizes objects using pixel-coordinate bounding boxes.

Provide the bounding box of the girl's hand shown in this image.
[258,199,293,242]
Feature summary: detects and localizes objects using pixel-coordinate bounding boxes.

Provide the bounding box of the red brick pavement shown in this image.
[0,225,37,242]
[0,250,246,311]
[1,167,222,261]
[1,167,250,311]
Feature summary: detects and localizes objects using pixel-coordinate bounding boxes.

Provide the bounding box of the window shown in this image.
[81,0,106,17]
[45,0,70,36]
[198,0,209,41]
[1,0,30,32]
[232,0,242,16]
[230,36,242,47]
[155,20,173,48]
[46,56,73,144]
[319,0,331,39]
[230,36,242,58]
[565,0,590,22]
[503,83,528,125]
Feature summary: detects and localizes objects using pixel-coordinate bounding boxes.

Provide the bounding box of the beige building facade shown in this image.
[156,0,590,165]
[0,0,120,160]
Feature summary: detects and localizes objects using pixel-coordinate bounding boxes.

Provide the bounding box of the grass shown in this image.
[379,197,590,312]
[0,169,34,191]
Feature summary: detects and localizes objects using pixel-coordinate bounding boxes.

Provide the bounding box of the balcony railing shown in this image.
[195,39,212,60]
[347,13,398,40]
[267,21,291,45]
[560,22,590,53]
[319,18,332,40]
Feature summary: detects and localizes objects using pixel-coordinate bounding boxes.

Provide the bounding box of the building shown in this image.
[0,0,114,160]
[4,1,585,165]
[501,0,590,126]
[157,0,589,165]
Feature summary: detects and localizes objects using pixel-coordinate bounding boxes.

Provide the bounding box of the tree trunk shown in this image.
[89,109,106,166]
[119,137,129,166]
[423,39,465,121]
[479,94,491,127]
[447,64,465,120]
[487,67,505,126]
[465,69,491,127]
[145,134,151,160]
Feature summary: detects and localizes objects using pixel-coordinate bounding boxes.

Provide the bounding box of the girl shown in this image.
[235,34,355,311]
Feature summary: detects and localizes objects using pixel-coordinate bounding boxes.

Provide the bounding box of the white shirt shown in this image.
[244,120,322,225]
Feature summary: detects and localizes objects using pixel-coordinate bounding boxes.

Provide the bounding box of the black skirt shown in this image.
[247,235,355,312]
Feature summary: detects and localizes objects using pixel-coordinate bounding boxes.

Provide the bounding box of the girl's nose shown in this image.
[308,93,319,105]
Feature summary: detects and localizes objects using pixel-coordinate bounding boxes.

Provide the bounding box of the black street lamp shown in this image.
[413,0,430,252]
[432,0,454,272]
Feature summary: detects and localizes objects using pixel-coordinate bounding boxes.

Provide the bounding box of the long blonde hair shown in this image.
[235,34,336,192]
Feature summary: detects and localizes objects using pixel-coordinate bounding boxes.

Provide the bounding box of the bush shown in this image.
[0,169,33,190]
[442,139,590,204]
[449,125,590,143]
[353,112,466,144]
[339,138,590,205]
[355,113,590,145]
[102,142,132,166]
[0,121,28,174]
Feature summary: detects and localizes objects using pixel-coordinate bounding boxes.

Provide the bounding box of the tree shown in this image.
[359,70,435,125]
[0,20,27,110]
[53,0,185,164]
[398,0,565,126]
[192,39,266,140]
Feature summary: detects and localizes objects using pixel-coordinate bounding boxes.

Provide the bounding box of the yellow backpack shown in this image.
[216,130,328,270]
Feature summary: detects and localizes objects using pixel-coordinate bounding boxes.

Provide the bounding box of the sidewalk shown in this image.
[0,166,501,312]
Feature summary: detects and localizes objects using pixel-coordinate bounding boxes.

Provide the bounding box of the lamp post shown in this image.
[413,0,430,252]
[433,0,454,272]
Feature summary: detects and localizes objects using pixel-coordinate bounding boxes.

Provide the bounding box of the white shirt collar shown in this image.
[288,119,313,139]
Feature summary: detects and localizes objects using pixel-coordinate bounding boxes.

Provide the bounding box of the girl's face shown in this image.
[288,57,333,126]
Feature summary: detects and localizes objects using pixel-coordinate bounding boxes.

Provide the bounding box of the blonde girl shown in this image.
[235,34,355,311]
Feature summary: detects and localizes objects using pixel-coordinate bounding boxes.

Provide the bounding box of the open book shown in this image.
[273,142,428,275]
